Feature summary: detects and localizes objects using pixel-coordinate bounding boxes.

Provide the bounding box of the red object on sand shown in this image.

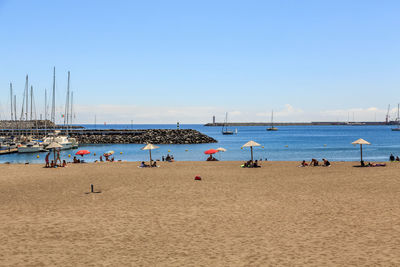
[76,150,90,156]
[195,176,202,180]
[204,149,218,155]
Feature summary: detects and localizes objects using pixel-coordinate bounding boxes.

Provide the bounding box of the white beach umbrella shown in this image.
[352,138,371,163]
[242,141,261,162]
[141,143,159,167]
[46,142,63,149]
[216,147,227,160]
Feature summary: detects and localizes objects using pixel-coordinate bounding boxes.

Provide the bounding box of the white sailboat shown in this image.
[266,110,278,131]
[392,104,400,131]
[42,70,79,150]
[222,112,234,135]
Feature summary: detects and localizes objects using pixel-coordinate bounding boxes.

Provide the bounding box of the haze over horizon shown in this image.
[0,0,399,124]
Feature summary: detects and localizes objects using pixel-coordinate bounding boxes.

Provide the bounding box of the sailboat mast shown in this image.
[14,95,17,137]
[44,89,47,136]
[30,86,33,121]
[225,112,228,131]
[10,83,13,121]
[70,91,74,127]
[51,67,56,126]
[20,81,26,121]
[25,75,28,121]
[271,110,274,127]
[30,86,34,136]
[64,71,70,135]
[10,83,14,135]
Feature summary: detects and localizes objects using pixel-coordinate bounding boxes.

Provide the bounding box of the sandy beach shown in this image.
[1,161,400,266]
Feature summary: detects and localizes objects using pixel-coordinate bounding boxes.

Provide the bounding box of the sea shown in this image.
[2,124,400,163]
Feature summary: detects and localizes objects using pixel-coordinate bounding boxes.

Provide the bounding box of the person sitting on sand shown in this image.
[152,161,157,167]
[50,160,55,168]
[140,161,149,168]
[244,160,252,168]
[396,156,400,162]
[253,160,261,168]
[62,160,67,167]
[165,154,171,162]
[310,159,319,166]
[111,157,114,162]
[322,158,331,167]
[299,160,308,167]
[45,152,50,168]
[73,156,78,163]
[390,154,395,161]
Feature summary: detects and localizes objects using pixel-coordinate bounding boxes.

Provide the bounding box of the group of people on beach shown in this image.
[299,158,331,167]
[389,154,400,162]
[140,161,158,168]
[161,154,175,162]
[96,155,115,162]
[206,155,218,161]
[45,150,67,168]
[242,160,261,168]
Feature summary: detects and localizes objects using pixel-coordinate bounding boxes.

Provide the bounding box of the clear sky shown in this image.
[0,0,399,123]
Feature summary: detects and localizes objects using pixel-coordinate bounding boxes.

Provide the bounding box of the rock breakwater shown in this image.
[70,129,217,144]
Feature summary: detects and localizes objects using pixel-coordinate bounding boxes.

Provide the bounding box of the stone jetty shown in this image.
[71,129,217,144]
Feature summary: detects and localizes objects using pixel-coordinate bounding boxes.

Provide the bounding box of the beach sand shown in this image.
[1,161,400,266]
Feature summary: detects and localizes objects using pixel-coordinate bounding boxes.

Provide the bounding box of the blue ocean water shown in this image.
[2,124,400,163]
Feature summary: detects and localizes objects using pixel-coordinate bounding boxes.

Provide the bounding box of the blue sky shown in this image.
[0,0,399,123]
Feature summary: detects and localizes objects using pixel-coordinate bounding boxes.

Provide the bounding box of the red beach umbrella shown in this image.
[204,149,218,155]
[76,150,90,156]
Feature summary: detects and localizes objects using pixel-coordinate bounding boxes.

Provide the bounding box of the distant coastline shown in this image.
[205,121,397,126]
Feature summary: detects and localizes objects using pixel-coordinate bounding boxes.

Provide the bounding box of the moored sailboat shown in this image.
[222,112,234,135]
[266,110,278,131]
[392,104,400,131]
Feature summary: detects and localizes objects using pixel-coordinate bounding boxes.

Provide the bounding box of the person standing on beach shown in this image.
[45,152,50,168]
[56,149,62,166]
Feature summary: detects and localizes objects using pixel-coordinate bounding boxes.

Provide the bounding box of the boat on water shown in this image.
[0,138,19,150]
[392,104,400,131]
[266,110,278,131]
[222,112,234,135]
[43,131,79,150]
[18,141,48,153]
